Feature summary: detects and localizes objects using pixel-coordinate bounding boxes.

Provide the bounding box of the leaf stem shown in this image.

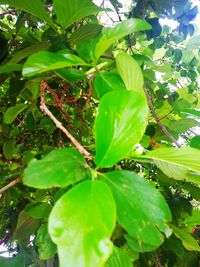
[0,176,23,195]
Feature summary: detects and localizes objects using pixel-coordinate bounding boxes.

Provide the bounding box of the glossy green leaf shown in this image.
[171,225,200,252]
[22,51,88,77]
[35,223,57,260]
[0,0,54,28]
[144,147,200,185]
[23,148,89,189]
[95,19,151,59]
[70,24,102,45]
[48,180,116,267]
[105,247,132,267]
[95,90,148,167]
[0,64,22,73]
[102,170,172,252]
[116,53,144,94]
[4,103,28,124]
[94,72,126,98]
[54,0,102,29]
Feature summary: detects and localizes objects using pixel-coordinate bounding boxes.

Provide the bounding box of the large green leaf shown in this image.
[105,247,132,267]
[53,0,102,29]
[171,225,200,252]
[4,103,28,124]
[94,72,126,98]
[23,148,89,189]
[95,90,148,167]
[0,0,54,28]
[0,254,25,267]
[35,223,57,260]
[70,24,102,45]
[116,53,144,94]
[101,170,172,252]
[48,180,116,267]
[22,51,88,77]
[95,19,151,59]
[143,147,200,186]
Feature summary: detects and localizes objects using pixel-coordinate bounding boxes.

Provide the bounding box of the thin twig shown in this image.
[144,87,181,147]
[40,81,91,158]
[0,176,23,195]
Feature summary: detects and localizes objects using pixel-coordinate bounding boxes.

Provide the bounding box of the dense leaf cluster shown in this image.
[0,0,200,266]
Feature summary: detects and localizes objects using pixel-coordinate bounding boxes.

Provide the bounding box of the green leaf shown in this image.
[22,51,88,77]
[101,170,172,252]
[3,138,17,159]
[0,64,22,73]
[35,223,57,260]
[190,135,200,150]
[70,24,102,45]
[0,0,54,28]
[94,72,126,98]
[24,202,52,219]
[171,225,200,252]
[116,53,144,94]
[168,118,199,134]
[143,147,200,186]
[8,41,51,64]
[181,108,200,118]
[53,0,102,29]
[0,254,25,267]
[55,68,86,83]
[105,247,132,267]
[48,180,116,267]
[95,90,148,167]
[77,38,98,62]
[95,19,151,59]
[186,35,200,50]
[4,103,28,124]
[23,148,89,189]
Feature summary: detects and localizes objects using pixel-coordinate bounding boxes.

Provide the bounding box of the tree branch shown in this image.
[0,176,23,195]
[144,87,181,147]
[40,81,91,158]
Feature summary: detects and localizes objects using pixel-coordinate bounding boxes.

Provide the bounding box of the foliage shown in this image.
[0,0,200,266]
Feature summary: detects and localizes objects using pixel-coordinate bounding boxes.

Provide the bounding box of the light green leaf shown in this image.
[22,51,88,77]
[4,103,28,124]
[102,170,172,252]
[186,35,200,50]
[23,148,89,189]
[35,224,57,260]
[70,23,102,45]
[143,147,200,185]
[48,180,116,267]
[95,90,148,167]
[168,118,199,134]
[0,0,54,28]
[116,53,144,94]
[171,225,200,252]
[54,0,102,29]
[94,72,126,98]
[95,19,151,59]
[181,108,200,118]
[105,247,132,267]
[0,64,22,73]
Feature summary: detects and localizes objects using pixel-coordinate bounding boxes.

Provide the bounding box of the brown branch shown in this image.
[144,87,181,147]
[40,80,91,158]
[0,176,23,195]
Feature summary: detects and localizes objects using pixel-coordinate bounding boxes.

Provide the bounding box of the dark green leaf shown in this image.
[95,90,148,167]
[0,254,25,267]
[55,68,86,83]
[25,202,52,219]
[23,148,89,189]
[190,135,200,150]
[3,138,17,159]
[48,180,116,267]
[22,51,88,77]
[0,64,22,73]
[94,72,126,98]
[101,170,172,252]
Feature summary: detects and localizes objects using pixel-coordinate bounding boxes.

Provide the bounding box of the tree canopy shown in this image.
[0,0,200,266]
